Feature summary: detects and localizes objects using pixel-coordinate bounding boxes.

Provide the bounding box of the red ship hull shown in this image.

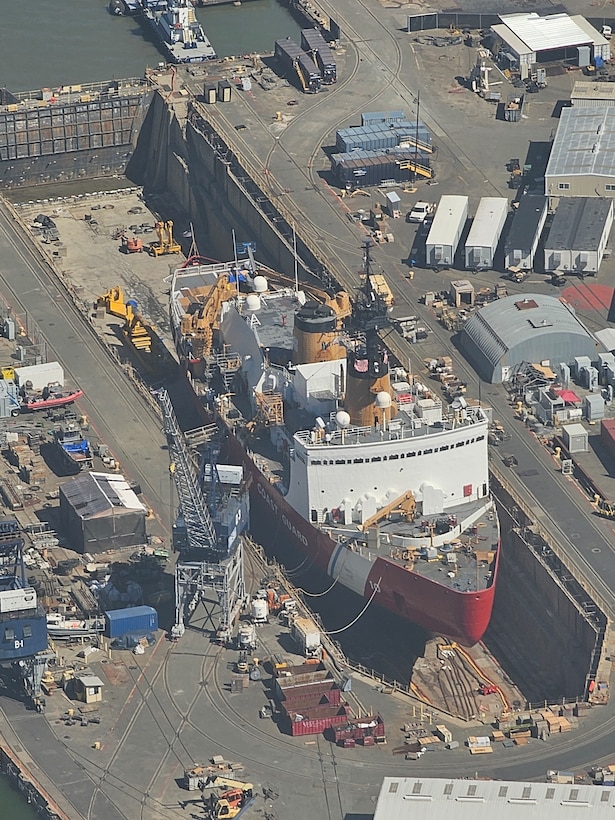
[224,428,498,647]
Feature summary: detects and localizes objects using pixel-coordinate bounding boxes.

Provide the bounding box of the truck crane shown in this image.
[156,388,245,640]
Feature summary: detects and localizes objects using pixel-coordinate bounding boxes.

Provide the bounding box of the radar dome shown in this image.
[253,275,268,293]
[335,410,351,428]
[245,293,261,311]
[375,391,392,408]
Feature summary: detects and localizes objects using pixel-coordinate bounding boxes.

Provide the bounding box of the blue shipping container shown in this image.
[104,605,158,638]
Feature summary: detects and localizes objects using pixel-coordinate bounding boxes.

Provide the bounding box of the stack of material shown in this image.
[274,661,351,737]
[467,736,493,754]
[330,715,386,746]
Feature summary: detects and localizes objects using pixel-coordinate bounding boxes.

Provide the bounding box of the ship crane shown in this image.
[155,388,245,640]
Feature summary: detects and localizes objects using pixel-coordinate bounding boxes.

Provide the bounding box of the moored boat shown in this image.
[168,252,500,645]
[21,386,84,413]
[133,0,216,64]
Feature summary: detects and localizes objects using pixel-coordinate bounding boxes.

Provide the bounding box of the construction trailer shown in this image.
[544,197,613,276]
[332,147,431,186]
[300,28,336,83]
[274,38,322,93]
[504,195,548,271]
[335,121,431,153]
[425,195,469,268]
[464,197,509,270]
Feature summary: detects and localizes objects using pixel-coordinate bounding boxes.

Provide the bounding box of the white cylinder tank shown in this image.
[253,275,268,293]
[245,293,261,311]
[251,598,269,622]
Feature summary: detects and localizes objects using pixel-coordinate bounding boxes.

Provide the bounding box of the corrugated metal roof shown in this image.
[374,777,615,819]
[546,197,613,250]
[571,81,615,104]
[546,106,615,179]
[61,472,146,519]
[491,23,533,57]
[498,12,598,52]
[461,293,594,369]
[465,197,508,248]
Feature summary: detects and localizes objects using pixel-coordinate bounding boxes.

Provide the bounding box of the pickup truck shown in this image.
[406,202,435,223]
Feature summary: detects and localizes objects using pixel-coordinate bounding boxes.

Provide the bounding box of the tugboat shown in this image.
[131,0,216,64]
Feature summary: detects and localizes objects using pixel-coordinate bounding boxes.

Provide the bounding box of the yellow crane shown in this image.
[359,490,416,532]
[97,286,153,354]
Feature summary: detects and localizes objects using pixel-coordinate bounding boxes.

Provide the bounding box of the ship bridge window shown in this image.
[456,441,464,448]
[23,625,32,638]
[353,458,364,464]
[311,460,322,465]
[371,457,382,462]
[440,445,449,451]
[335,459,346,465]
[389,454,398,460]
[4,628,14,642]
[423,448,432,455]
[476,435,485,442]
[407,452,416,457]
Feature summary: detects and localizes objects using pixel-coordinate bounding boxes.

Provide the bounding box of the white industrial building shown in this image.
[491,13,610,77]
[425,195,468,268]
[545,106,615,199]
[544,197,613,275]
[373,777,615,819]
[504,195,548,271]
[464,197,508,270]
[571,81,615,108]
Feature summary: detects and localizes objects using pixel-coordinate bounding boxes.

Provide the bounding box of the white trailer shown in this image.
[544,197,613,276]
[290,616,322,658]
[464,197,508,270]
[504,195,548,270]
[14,361,64,391]
[425,195,468,268]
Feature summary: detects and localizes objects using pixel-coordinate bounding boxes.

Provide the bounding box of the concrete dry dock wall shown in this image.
[488,471,605,703]
[1,745,70,820]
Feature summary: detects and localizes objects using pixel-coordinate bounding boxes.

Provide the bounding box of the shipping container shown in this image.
[361,110,405,124]
[335,121,431,153]
[274,38,321,93]
[425,195,469,267]
[104,605,158,638]
[504,94,524,122]
[601,418,615,463]
[277,680,342,707]
[504,195,548,271]
[15,361,64,391]
[464,197,508,270]
[332,147,431,186]
[285,704,350,736]
[301,29,336,83]
[274,660,327,680]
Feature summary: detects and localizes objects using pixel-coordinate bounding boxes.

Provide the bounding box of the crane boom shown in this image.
[156,388,217,553]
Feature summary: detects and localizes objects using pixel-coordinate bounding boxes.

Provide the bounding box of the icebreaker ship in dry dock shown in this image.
[169,248,500,645]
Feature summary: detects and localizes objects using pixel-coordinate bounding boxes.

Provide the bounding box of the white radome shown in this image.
[335,410,351,428]
[375,391,392,408]
[253,275,268,293]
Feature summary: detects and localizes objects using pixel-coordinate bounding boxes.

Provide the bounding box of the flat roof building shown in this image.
[545,106,615,198]
[491,13,609,73]
[571,81,615,107]
[374,776,615,819]
[504,195,548,271]
[544,197,613,275]
[460,293,598,383]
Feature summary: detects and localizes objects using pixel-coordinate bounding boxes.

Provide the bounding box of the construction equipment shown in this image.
[359,490,416,532]
[97,287,153,353]
[149,220,181,257]
[478,683,498,695]
[122,235,143,253]
[594,495,615,518]
[178,272,235,358]
[203,776,254,796]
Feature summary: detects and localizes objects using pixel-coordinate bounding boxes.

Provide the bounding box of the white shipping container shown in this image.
[0,587,37,613]
[15,361,64,390]
[291,616,321,654]
[464,197,508,270]
[426,196,469,267]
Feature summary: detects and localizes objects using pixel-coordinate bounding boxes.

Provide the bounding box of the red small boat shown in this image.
[21,386,83,413]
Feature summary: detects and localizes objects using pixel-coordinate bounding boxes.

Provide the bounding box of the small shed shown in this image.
[562,422,589,453]
[451,279,475,308]
[74,674,104,704]
[584,393,605,420]
[385,191,401,217]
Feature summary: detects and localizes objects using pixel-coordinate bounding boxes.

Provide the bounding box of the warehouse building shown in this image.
[571,81,615,108]
[544,197,613,275]
[545,106,615,199]
[374,776,615,819]
[491,13,609,77]
[504,195,548,270]
[459,293,598,383]
[59,471,147,554]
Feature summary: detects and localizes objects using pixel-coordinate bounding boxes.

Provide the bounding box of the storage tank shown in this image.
[251,597,269,623]
[293,301,345,364]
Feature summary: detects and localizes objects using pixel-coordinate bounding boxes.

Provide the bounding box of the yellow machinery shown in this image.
[150,220,181,257]
[204,776,254,795]
[179,274,235,358]
[359,490,416,532]
[0,366,15,380]
[594,495,615,518]
[97,286,153,354]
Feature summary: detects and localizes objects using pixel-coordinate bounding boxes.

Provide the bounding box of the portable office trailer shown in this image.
[335,121,431,153]
[504,195,548,270]
[425,195,469,268]
[464,197,508,270]
[361,111,405,124]
[274,38,322,93]
[301,29,336,83]
[544,197,613,275]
